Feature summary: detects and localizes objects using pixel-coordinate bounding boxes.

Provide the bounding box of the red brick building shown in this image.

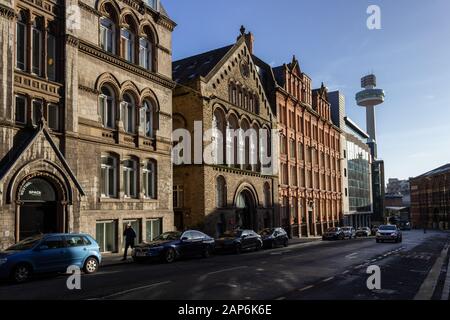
[274,57,343,237]
[410,164,450,230]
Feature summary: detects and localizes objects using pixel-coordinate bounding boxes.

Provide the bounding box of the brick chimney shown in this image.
[245,32,254,54]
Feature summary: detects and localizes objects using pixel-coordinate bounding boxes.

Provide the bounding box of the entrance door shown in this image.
[18,177,61,241]
[20,203,57,239]
[236,190,256,230]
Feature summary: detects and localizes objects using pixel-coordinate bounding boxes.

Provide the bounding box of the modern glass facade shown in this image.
[347,140,371,213]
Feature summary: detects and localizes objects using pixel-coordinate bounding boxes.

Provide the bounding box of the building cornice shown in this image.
[78,39,176,90]
[78,1,101,17]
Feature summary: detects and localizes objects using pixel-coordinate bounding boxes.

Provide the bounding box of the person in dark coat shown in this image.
[122,223,137,261]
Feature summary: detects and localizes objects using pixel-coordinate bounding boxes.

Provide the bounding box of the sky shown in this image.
[163,0,450,181]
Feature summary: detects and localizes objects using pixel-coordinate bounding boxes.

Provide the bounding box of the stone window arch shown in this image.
[216,176,227,208]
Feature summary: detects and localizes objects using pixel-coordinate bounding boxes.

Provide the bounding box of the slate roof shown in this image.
[415,164,450,179]
[272,66,286,87]
[172,45,234,84]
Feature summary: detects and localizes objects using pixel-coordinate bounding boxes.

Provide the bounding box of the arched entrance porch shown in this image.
[16,174,68,241]
[235,189,257,230]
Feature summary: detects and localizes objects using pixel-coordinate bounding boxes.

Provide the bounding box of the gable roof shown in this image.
[172,45,234,84]
[0,126,86,196]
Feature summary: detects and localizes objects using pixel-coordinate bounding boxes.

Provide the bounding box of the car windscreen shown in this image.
[379,225,396,231]
[154,232,182,241]
[327,228,339,232]
[222,230,243,238]
[259,229,274,236]
[6,236,43,251]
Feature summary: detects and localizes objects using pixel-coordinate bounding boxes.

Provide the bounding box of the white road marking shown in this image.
[415,245,449,300]
[441,249,450,300]
[91,281,172,300]
[345,253,359,259]
[322,277,334,283]
[298,285,314,292]
[342,270,350,275]
[276,296,286,300]
[206,266,248,276]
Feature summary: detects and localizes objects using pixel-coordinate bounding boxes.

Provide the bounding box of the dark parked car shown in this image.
[259,228,289,249]
[376,225,403,243]
[322,227,345,241]
[215,230,263,253]
[0,234,101,283]
[132,230,215,264]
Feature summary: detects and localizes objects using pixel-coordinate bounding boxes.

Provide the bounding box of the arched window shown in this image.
[99,4,117,54]
[142,99,156,138]
[264,182,271,208]
[101,154,118,198]
[16,11,27,71]
[121,27,135,62]
[139,25,156,71]
[122,93,136,134]
[143,160,157,199]
[123,158,138,198]
[213,108,226,165]
[32,17,43,76]
[99,85,116,129]
[216,176,226,208]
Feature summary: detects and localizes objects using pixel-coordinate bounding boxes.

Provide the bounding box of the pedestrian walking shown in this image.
[122,223,137,261]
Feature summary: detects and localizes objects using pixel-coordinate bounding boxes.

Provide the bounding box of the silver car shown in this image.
[376,225,403,243]
[342,227,356,239]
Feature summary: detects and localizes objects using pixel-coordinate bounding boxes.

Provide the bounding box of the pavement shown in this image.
[0,230,449,300]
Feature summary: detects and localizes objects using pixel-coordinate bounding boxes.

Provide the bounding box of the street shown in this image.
[0,230,449,300]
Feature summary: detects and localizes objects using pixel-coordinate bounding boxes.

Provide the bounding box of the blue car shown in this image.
[0,234,102,283]
[132,230,215,263]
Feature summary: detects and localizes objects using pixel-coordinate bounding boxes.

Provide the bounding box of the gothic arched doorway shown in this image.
[236,189,257,230]
[17,177,65,240]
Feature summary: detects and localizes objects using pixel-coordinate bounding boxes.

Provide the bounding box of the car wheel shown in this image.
[339,234,345,240]
[283,239,288,247]
[164,248,176,263]
[12,264,32,283]
[84,257,99,274]
[235,244,242,254]
[202,246,212,258]
[376,239,380,243]
[255,241,263,251]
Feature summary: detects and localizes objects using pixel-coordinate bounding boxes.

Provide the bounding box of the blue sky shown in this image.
[164,0,450,180]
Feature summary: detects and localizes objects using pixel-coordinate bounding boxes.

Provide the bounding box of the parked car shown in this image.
[399,221,412,231]
[376,225,403,243]
[355,227,372,237]
[132,230,215,264]
[342,227,356,239]
[322,227,345,241]
[259,228,289,249]
[0,233,101,283]
[215,230,263,253]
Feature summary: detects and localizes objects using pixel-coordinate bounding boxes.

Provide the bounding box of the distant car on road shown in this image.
[132,230,215,264]
[322,227,345,241]
[355,227,372,237]
[259,228,289,249]
[342,227,356,239]
[215,230,263,254]
[0,234,101,283]
[376,225,403,243]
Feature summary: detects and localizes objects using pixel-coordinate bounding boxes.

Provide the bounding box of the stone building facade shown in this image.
[273,57,343,237]
[410,164,450,230]
[0,0,176,252]
[172,28,278,238]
